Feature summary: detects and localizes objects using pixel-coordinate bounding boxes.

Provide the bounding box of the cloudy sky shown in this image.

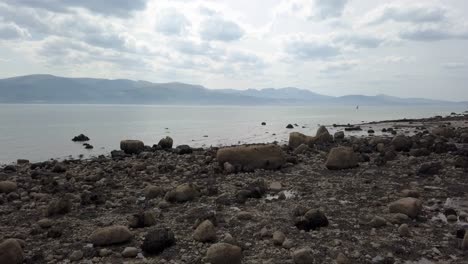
[0,0,467,100]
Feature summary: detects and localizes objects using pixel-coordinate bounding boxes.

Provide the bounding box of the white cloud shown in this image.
[199,16,244,42]
[155,8,191,36]
[283,34,341,60]
[276,0,348,20]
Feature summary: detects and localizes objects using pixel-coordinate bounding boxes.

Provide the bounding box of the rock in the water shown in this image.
[216,144,286,172]
[388,198,422,218]
[158,136,173,149]
[0,239,24,264]
[46,198,72,216]
[122,247,138,258]
[334,131,345,140]
[391,135,412,151]
[72,134,89,142]
[286,124,294,129]
[325,147,359,170]
[206,243,242,264]
[0,181,17,194]
[141,228,175,254]
[120,140,145,154]
[165,183,199,203]
[89,225,132,246]
[193,220,216,242]
[292,247,314,264]
[261,122,266,126]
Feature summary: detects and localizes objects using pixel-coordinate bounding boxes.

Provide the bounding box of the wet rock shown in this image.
[392,135,412,151]
[120,140,145,154]
[158,136,173,149]
[89,225,132,246]
[0,181,17,194]
[217,144,286,171]
[388,198,422,218]
[141,228,175,254]
[398,224,410,237]
[286,124,294,129]
[144,185,164,199]
[193,220,216,242]
[272,231,286,246]
[261,122,266,126]
[0,239,24,264]
[46,198,72,216]
[69,250,83,262]
[418,162,442,175]
[175,145,192,155]
[325,147,359,170]
[444,208,457,217]
[334,131,345,140]
[128,210,158,228]
[292,247,314,264]
[122,247,138,258]
[17,159,29,164]
[83,143,93,149]
[3,165,16,172]
[72,134,89,142]
[206,243,242,264]
[165,183,199,203]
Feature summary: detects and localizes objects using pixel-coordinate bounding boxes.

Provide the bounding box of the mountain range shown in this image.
[0,74,466,106]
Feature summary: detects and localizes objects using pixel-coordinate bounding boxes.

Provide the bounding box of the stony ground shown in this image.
[1,113,468,264]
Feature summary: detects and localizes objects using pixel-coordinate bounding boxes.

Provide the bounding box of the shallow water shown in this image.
[0,104,465,164]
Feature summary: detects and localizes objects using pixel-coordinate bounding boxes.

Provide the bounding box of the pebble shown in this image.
[292,247,314,264]
[369,216,387,228]
[272,231,286,246]
[89,225,132,246]
[193,220,217,242]
[388,197,422,218]
[336,252,350,264]
[122,247,138,258]
[0,239,24,264]
[69,250,83,261]
[398,224,411,237]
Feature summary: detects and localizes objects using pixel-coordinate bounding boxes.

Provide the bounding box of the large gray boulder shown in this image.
[325,147,359,170]
[217,144,286,171]
[289,132,313,149]
[89,225,132,246]
[310,126,333,144]
[120,140,145,154]
[0,239,24,264]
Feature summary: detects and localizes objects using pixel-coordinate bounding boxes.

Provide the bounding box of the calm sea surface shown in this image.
[0,104,465,164]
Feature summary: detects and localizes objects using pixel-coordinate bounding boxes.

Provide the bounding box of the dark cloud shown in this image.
[199,17,244,42]
[156,8,190,36]
[4,0,147,17]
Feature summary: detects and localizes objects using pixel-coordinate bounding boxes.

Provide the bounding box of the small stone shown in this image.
[37,218,53,229]
[282,239,294,249]
[0,181,17,194]
[398,224,411,237]
[237,211,254,221]
[206,243,242,264]
[369,216,387,228]
[99,248,112,257]
[224,162,236,174]
[401,189,420,198]
[89,225,132,246]
[272,231,286,246]
[164,183,199,203]
[144,185,164,199]
[292,247,314,264]
[122,247,138,258]
[69,250,83,262]
[46,198,72,216]
[269,182,282,193]
[388,197,422,218]
[447,215,458,222]
[128,211,158,228]
[336,253,350,264]
[141,228,175,254]
[193,220,217,242]
[0,239,24,264]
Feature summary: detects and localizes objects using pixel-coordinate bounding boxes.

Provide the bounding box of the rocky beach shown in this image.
[1,113,468,264]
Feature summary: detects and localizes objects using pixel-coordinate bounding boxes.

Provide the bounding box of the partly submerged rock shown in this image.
[120,140,145,154]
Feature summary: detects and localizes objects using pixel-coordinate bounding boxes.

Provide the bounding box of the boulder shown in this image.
[120,140,145,154]
[144,185,164,199]
[0,181,17,194]
[158,136,173,149]
[128,211,158,228]
[391,135,412,151]
[206,243,242,264]
[289,132,313,149]
[175,145,192,155]
[141,228,175,254]
[292,247,314,264]
[432,127,455,138]
[286,124,294,129]
[89,225,132,246]
[388,198,422,218]
[165,183,199,203]
[216,144,286,172]
[193,220,216,242]
[325,147,359,170]
[310,126,333,144]
[334,131,345,140]
[295,209,329,231]
[272,231,286,246]
[0,239,23,264]
[293,144,309,155]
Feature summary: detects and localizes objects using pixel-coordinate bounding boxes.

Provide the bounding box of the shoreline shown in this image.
[1,113,468,263]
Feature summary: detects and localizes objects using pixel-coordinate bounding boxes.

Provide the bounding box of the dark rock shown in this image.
[80,191,105,205]
[83,143,94,149]
[391,135,412,152]
[176,145,192,155]
[444,208,457,217]
[17,159,29,165]
[217,144,286,172]
[334,131,345,140]
[158,136,173,149]
[295,209,329,231]
[0,239,24,264]
[120,140,145,154]
[286,124,294,129]
[46,198,72,216]
[3,165,16,172]
[89,226,132,246]
[345,126,362,131]
[261,122,266,126]
[72,134,89,142]
[129,211,158,228]
[47,226,63,238]
[368,129,375,134]
[325,147,359,170]
[52,164,66,173]
[165,183,199,203]
[418,162,442,175]
[409,148,430,157]
[141,228,175,254]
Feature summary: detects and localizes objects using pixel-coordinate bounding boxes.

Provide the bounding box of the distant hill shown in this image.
[0,74,466,106]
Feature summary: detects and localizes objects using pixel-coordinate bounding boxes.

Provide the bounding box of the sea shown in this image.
[0,104,466,164]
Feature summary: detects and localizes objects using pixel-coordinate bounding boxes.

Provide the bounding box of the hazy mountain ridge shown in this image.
[0,74,466,106]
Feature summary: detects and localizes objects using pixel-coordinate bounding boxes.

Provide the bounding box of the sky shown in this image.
[0,0,467,100]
